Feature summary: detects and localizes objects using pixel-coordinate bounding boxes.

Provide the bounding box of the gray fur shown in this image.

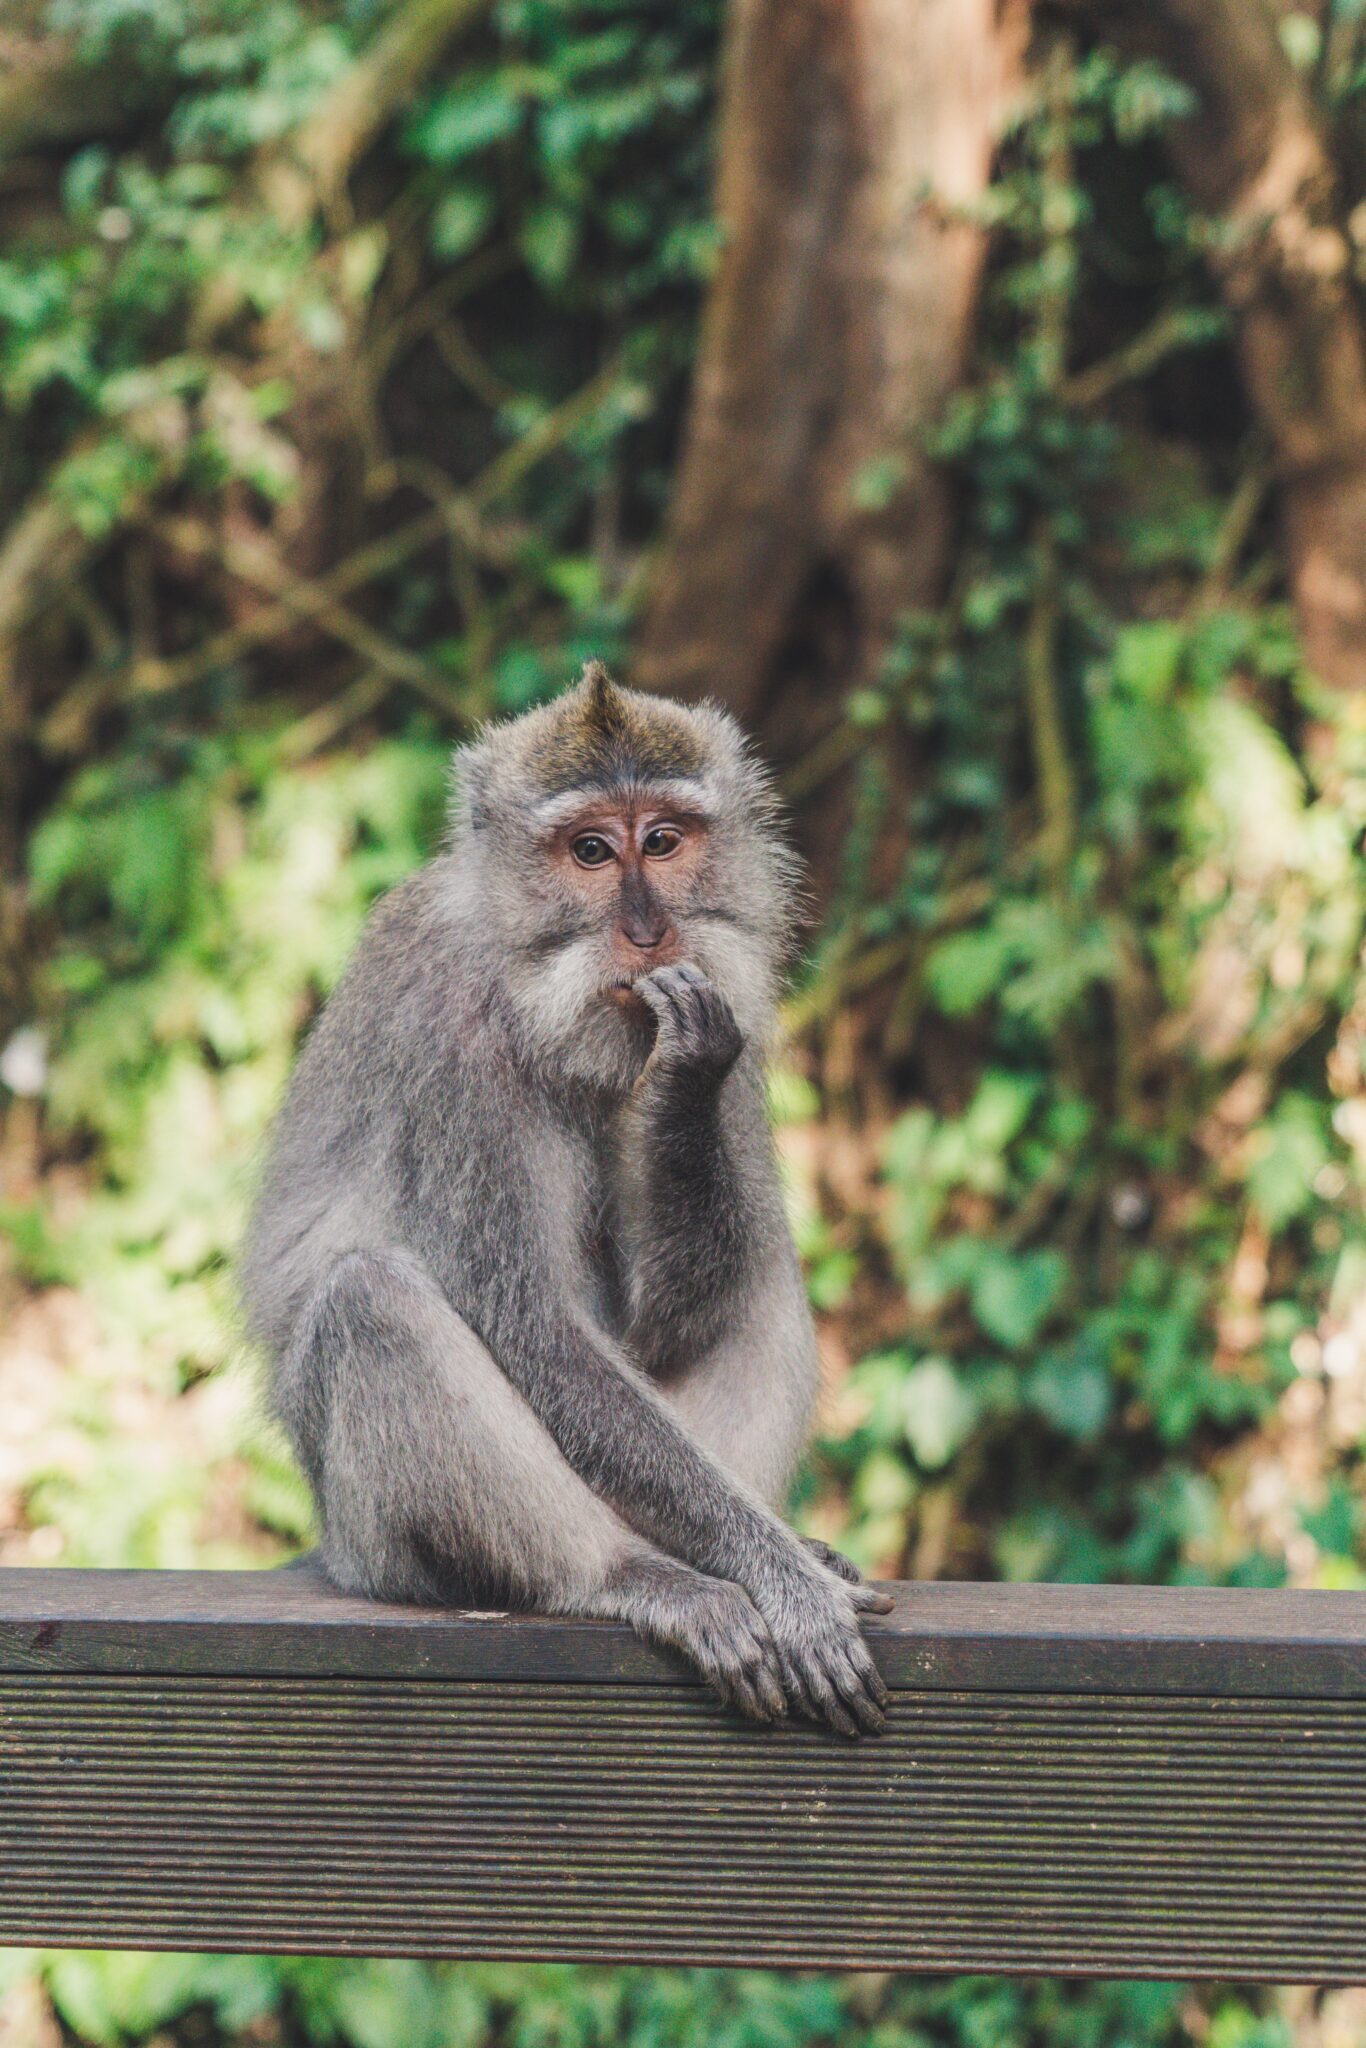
[240,671,891,1732]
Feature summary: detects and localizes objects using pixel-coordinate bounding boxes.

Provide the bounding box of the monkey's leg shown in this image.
[664,1263,892,1609]
[284,1248,786,1722]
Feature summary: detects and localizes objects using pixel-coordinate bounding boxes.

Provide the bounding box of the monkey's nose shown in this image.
[626,925,679,962]
[617,868,675,955]
[621,914,674,952]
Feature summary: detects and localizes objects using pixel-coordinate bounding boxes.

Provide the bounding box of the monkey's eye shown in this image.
[571,833,614,868]
[642,826,682,859]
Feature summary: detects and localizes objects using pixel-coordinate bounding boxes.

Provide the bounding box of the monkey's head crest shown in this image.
[575,658,625,733]
[452,660,750,831]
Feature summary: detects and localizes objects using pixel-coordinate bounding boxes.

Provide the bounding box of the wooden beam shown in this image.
[2,1564,1365,1978]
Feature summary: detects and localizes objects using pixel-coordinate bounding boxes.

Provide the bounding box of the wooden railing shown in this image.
[2,1563,1365,1980]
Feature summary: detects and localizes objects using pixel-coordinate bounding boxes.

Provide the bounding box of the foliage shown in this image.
[4,1945,1264,2048]
[2,6,1366,2048]
[799,47,1366,1608]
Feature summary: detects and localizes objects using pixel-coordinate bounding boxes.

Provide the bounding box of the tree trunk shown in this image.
[635,0,1028,732]
[1094,0,1366,693]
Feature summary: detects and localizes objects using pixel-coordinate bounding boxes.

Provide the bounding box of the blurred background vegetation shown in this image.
[4,0,1366,2041]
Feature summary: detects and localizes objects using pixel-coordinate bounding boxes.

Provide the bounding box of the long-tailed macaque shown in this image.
[241,664,891,1733]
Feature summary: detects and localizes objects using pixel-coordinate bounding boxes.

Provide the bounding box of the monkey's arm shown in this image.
[621,964,775,1373]
[485,1282,889,1735]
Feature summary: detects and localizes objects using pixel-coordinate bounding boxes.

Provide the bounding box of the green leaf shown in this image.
[1247,1093,1330,1233]
[1025,1344,1113,1440]
[961,1070,1040,1155]
[430,183,496,261]
[1279,11,1322,68]
[853,1448,918,1514]
[971,1249,1067,1350]
[925,925,1011,1015]
[408,76,522,165]
[1112,619,1184,702]
[849,454,906,513]
[807,1248,857,1310]
[519,202,579,288]
[902,1356,979,1469]
[1110,60,1199,140]
[1301,1480,1359,1559]
[492,645,552,712]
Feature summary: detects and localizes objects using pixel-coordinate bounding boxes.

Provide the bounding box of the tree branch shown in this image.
[40,358,623,749]
[0,27,148,157]
[262,0,493,227]
[155,517,467,717]
[2,0,493,698]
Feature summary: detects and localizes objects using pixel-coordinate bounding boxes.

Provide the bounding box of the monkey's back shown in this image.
[238,859,480,1359]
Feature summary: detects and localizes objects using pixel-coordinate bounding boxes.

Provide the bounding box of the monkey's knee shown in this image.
[286,1247,633,1614]
[276,1249,414,1479]
[278,1248,460,1600]
[310,1245,442,1328]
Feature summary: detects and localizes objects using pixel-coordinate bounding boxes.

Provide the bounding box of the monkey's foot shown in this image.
[749,1551,893,1739]
[604,1552,786,1724]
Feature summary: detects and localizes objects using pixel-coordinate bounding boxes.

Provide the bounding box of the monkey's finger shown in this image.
[701,1606,786,1720]
[848,1633,891,1707]
[839,1646,891,1730]
[847,1693,887,1737]
[633,974,694,1049]
[736,1625,789,1719]
[851,1583,895,1615]
[722,1656,784,1724]
[801,1661,864,1740]
[822,1663,885,1738]
[777,1653,823,1727]
[726,1676,772,1724]
[632,974,679,1023]
[636,964,693,1012]
[747,1650,788,1720]
[786,1646,847,1728]
[778,1646,835,1728]
[647,964,731,1052]
[719,1623,784,1700]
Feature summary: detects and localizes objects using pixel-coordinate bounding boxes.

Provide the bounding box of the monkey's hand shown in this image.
[635,963,744,1088]
[801,1536,874,1587]
[747,1547,893,1738]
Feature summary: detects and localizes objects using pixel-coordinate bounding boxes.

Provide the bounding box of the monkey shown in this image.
[239,662,892,1735]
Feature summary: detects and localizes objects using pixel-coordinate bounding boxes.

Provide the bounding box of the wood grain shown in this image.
[1,1566,1365,1977]
[2,1561,1365,1694]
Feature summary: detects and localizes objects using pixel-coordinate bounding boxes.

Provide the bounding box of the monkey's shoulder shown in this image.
[352,860,459,972]
[324,862,482,1035]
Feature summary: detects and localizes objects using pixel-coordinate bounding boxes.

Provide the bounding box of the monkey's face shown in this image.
[453,668,799,1090]
[506,781,755,1086]
[547,794,699,989]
